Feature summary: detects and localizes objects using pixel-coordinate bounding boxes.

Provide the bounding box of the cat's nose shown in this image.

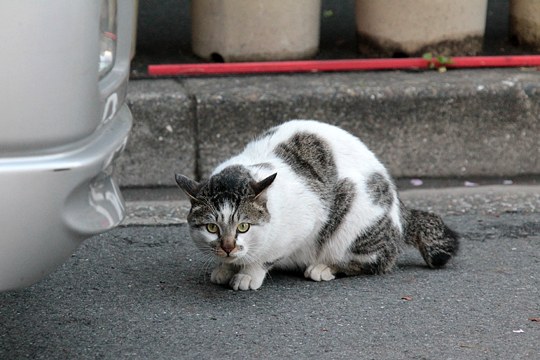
[221,246,233,255]
[220,239,236,255]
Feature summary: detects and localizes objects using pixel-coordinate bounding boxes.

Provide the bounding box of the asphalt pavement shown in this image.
[1,185,539,359]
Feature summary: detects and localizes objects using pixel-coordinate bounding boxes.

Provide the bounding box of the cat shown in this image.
[175,120,459,291]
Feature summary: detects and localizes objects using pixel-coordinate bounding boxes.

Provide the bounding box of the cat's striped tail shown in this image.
[402,207,460,268]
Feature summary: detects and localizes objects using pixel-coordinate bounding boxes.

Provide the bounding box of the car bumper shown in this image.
[0,105,132,291]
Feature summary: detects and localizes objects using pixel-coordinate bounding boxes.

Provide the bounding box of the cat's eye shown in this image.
[206,223,219,234]
[237,223,250,233]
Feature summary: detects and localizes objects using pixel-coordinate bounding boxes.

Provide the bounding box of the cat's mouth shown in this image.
[214,245,244,260]
[218,253,244,265]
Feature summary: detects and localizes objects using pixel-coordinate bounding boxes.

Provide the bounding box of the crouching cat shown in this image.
[175,120,459,291]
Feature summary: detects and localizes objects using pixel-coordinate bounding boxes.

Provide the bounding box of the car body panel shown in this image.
[0,0,135,291]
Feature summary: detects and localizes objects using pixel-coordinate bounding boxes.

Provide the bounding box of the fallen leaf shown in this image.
[529,317,540,322]
[401,296,413,301]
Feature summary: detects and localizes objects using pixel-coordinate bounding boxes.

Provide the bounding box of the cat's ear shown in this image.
[251,173,277,199]
[175,174,200,202]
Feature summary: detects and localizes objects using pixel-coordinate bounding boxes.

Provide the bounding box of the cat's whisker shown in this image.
[199,252,219,282]
[184,242,218,282]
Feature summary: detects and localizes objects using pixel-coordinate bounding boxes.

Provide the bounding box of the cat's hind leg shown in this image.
[304,239,399,280]
[345,214,401,275]
[343,242,400,275]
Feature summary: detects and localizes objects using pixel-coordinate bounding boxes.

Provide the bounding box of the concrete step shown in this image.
[121,185,540,226]
[118,68,540,187]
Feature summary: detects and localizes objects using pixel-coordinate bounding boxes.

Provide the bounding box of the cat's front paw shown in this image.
[230,272,265,291]
[210,264,236,285]
[304,264,336,282]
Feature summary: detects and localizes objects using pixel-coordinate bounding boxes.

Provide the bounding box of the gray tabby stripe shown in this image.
[263,257,282,270]
[350,215,401,255]
[274,132,337,201]
[316,178,356,253]
[366,172,394,208]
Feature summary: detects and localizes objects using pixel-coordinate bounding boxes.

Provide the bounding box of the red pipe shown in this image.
[147,55,540,76]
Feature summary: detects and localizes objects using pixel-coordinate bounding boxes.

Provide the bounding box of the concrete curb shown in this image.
[119,68,540,187]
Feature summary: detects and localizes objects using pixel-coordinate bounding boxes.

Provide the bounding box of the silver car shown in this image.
[0,0,135,291]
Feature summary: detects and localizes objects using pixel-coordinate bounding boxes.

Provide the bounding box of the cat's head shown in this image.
[175,165,277,264]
